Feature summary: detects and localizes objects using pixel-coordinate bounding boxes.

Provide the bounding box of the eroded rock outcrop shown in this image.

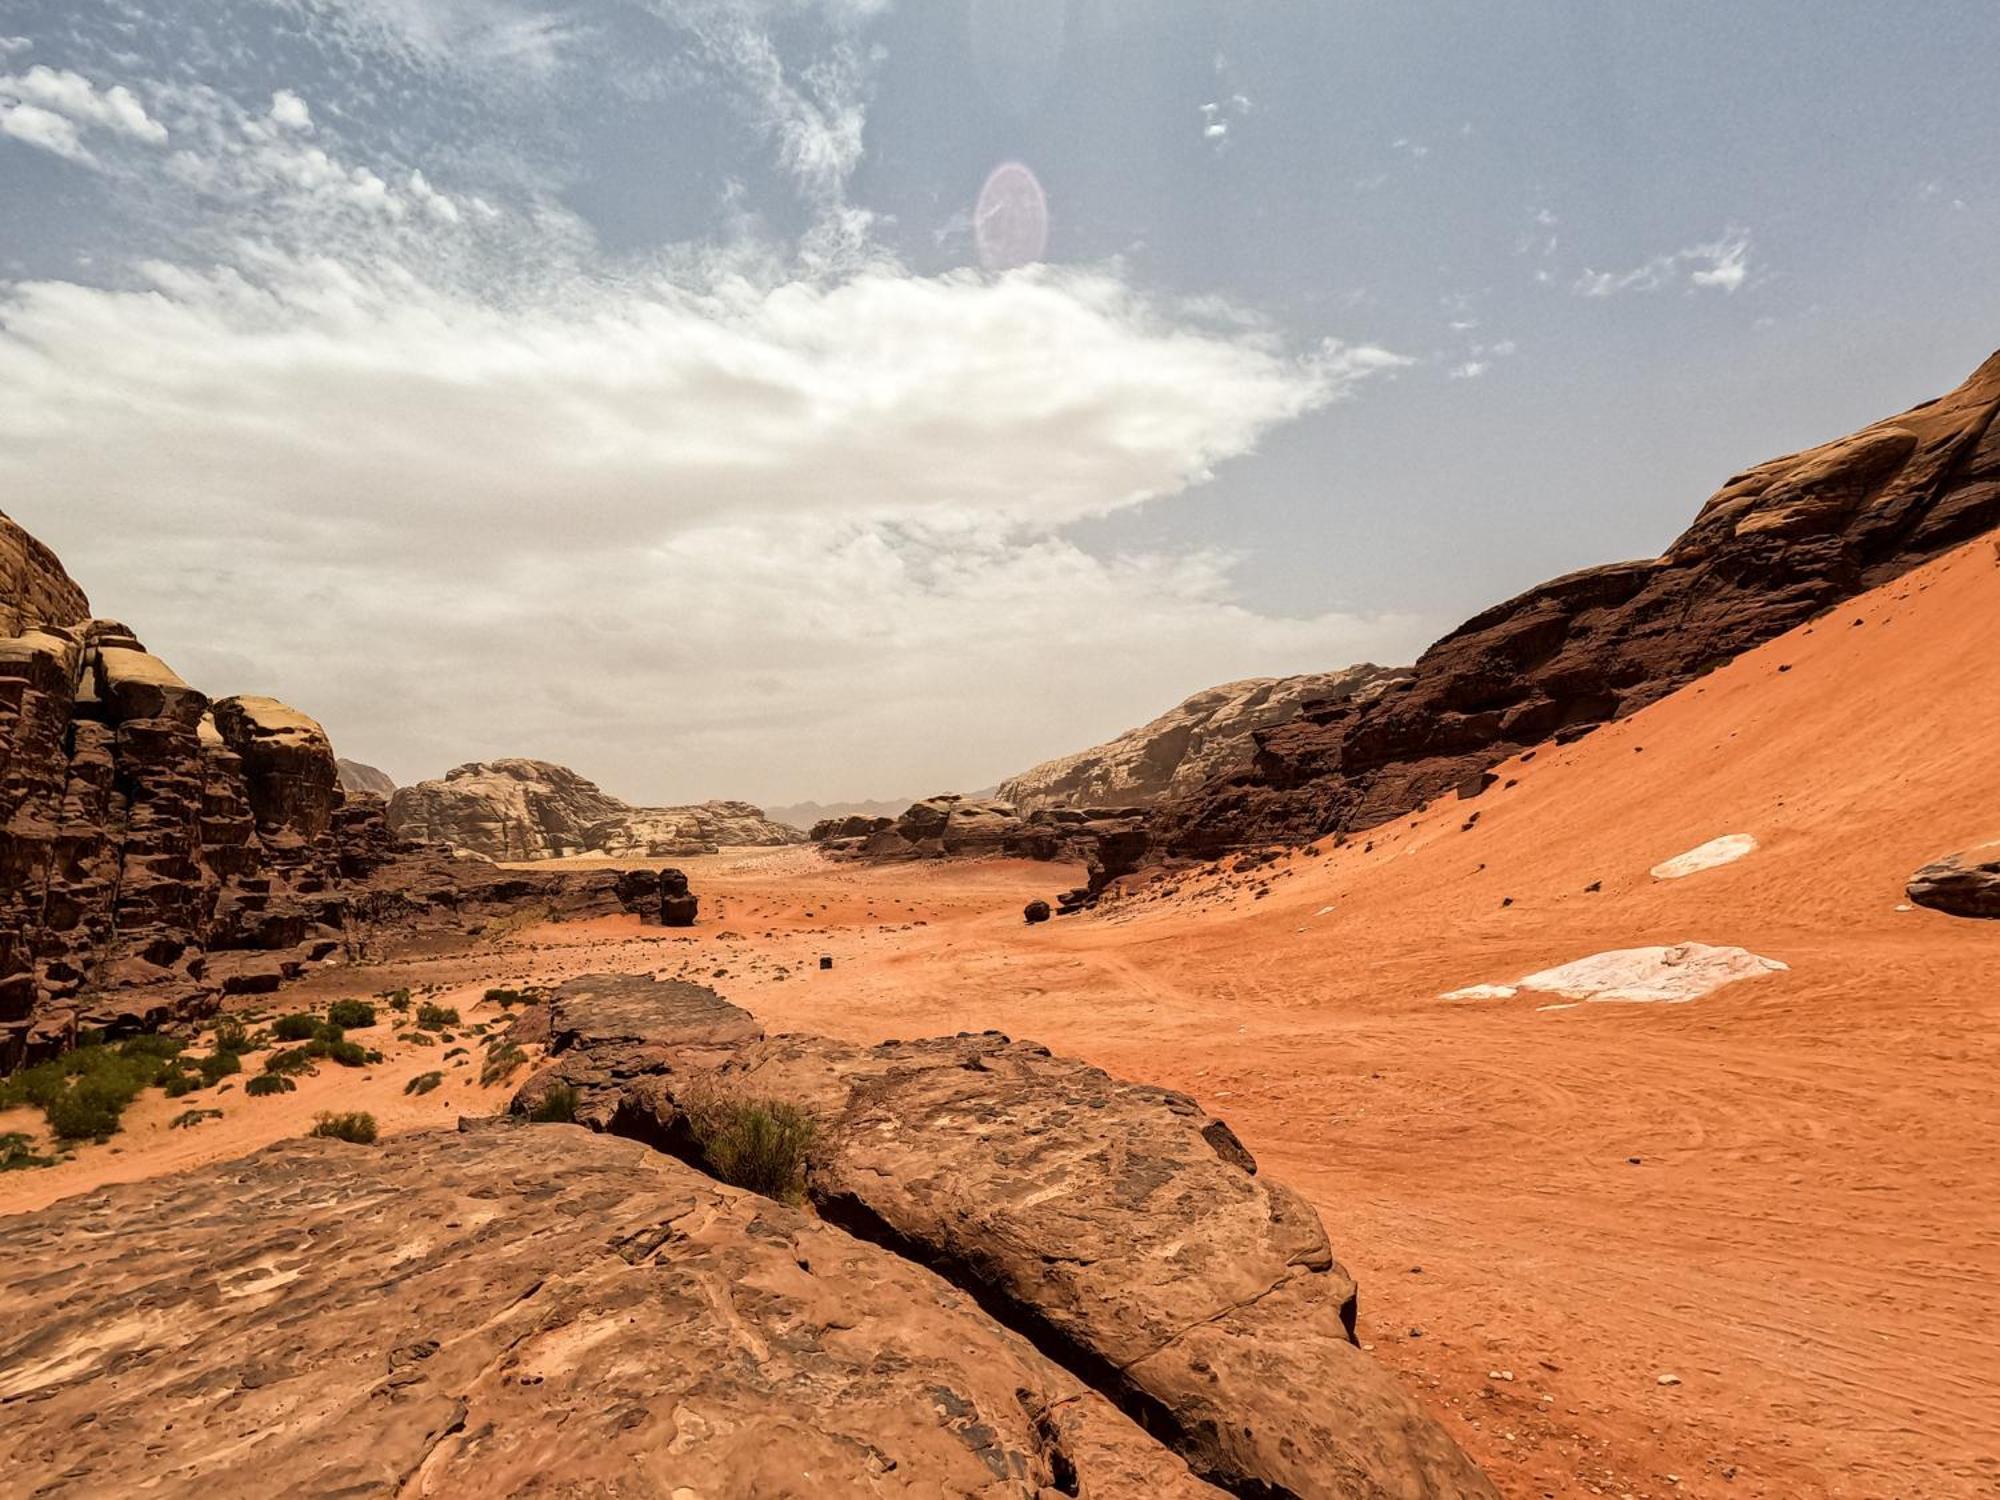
[812,794,1155,907]
[513,975,1495,1499]
[0,1126,1227,1499]
[388,757,805,859]
[1158,351,2000,854]
[999,667,1405,813]
[1908,842,2000,918]
[0,512,689,1065]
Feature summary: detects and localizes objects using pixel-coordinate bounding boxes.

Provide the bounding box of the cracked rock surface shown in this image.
[0,1125,1224,1499]
[517,975,1497,1499]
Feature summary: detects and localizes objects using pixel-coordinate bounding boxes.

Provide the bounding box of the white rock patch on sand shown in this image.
[1651,833,1759,880]
[1517,943,1787,1004]
[1442,942,1788,1006]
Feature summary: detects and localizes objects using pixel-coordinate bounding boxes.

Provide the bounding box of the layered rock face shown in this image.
[1159,350,2000,855]
[999,666,1404,812]
[334,757,395,798]
[0,1127,1228,1499]
[388,757,805,860]
[0,512,685,1065]
[0,517,362,1059]
[511,975,1496,1499]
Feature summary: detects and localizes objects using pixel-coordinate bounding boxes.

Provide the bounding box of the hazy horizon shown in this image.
[5,1,1997,805]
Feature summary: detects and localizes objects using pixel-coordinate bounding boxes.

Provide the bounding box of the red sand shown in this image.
[7,536,1997,1499]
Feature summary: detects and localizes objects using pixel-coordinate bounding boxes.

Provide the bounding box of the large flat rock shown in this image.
[0,1125,1223,1499]
[527,1011,1496,1498]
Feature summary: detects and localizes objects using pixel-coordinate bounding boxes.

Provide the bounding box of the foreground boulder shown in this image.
[1908,842,2000,918]
[387,757,805,859]
[1157,350,2000,854]
[0,1127,1225,1498]
[515,975,1495,1499]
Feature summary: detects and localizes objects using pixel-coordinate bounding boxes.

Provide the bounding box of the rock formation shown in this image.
[1157,351,2000,855]
[1908,842,2000,918]
[0,511,690,1066]
[999,666,1404,812]
[508,975,1496,1498]
[387,758,805,860]
[811,794,1155,908]
[335,758,395,798]
[0,1126,1230,1499]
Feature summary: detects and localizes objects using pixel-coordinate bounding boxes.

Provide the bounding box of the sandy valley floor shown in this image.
[6,540,1999,1500]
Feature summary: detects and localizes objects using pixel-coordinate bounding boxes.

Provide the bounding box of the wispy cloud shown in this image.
[1574,232,1754,298]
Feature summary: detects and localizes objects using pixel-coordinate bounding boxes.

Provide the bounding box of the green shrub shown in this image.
[528,1084,578,1123]
[211,1017,252,1053]
[484,987,543,1009]
[0,1131,55,1171]
[308,1111,378,1145]
[415,1003,460,1029]
[169,1108,223,1130]
[245,1074,294,1098]
[1,1037,187,1144]
[683,1094,817,1203]
[326,999,377,1030]
[263,1046,317,1077]
[200,1051,242,1085]
[403,1071,443,1096]
[161,1068,206,1099]
[479,1043,527,1087]
[382,987,412,1012]
[272,1013,320,1042]
[323,1039,368,1068]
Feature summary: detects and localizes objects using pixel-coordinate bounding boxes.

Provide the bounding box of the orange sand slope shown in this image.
[729,533,2000,1500]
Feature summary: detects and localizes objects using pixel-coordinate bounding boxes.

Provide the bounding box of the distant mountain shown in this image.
[996,668,1405,813]
[387,758,806,860]
[336,758,395,799]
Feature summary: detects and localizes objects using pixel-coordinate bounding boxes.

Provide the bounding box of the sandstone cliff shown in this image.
[0,513,686,1065]
[387,758,806,860]
[1157,350,2000,855]
[999,665,1404,812]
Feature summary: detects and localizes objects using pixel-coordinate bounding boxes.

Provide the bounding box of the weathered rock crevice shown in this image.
[508,974,1497,1500]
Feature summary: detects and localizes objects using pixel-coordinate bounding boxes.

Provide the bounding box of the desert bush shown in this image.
[479,1042,528,1087]
[170,1108,223,1130]
[200,1050,242,1084]
[210,1017,254,1053]
[263,1046,317,1077]
[416,1003,460,1029]
[683,1093,817,1203]
[0,1131,55,1171]
[272,1013,320,1042]
[383,987,412,1012]
[308,1111,378,1144]
[404,1071,444,1096]
[2,1037,186,1144]
[528,1084,579,1123]
[322,1039,368,1068]
[483,987,544,1009]
[245,1074,294,1097]
[326,999,377,1030]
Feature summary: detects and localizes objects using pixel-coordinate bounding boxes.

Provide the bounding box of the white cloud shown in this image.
[0,65,166,144]
[0,252,1420,801]
[1449,360,1488,380]
[269,89,313,129]
[1575,232,1754,298]
[0,37,31,56]
[0,101,89,161]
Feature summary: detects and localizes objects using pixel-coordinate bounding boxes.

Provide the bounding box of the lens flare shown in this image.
[975,161,1049,272]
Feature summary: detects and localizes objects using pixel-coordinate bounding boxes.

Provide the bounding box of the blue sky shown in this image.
[2,0,1996,804]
